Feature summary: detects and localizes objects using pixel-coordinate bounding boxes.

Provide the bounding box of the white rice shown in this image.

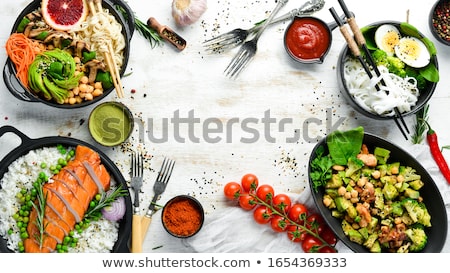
[0,146,119,252]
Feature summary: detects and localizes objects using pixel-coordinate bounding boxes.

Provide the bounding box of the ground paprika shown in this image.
[162,195,204,237]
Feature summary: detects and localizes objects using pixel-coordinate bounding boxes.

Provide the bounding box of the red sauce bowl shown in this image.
[284,16,333,64]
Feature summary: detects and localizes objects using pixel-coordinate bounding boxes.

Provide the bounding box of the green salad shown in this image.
[310,127,431,252]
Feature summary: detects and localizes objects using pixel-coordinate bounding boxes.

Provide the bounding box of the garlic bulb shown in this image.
[172,0,207,27]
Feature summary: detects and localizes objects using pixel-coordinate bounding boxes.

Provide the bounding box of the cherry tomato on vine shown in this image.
[270,215,288,232]
[223,182,242,200]
[272,193,291,213]
[241,173,259,193]
[320,226,337,246]
[286,225,306,242]
[255,184,274,203]
[306,213,325,235]
[301,234,323,253]
[253,205,272,224]
[319,245,337,253]
[238,194,257,210]
[288,203,308,224]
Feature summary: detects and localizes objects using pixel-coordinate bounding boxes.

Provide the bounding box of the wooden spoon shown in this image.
[147,17,187,51]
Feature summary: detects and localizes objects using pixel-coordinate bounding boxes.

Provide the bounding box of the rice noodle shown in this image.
[70,8,126,70]
[343,57,420,117]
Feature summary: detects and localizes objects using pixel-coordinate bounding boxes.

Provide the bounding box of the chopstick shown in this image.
[87,0,124,98]
[333,1,410,140]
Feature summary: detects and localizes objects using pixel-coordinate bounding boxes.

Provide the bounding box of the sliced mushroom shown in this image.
[43,31,72,48]
[71,40,91,59]
[84,59,106,83]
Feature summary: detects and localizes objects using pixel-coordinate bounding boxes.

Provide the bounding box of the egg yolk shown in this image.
[381,31,401,55]
[397,39,421,61]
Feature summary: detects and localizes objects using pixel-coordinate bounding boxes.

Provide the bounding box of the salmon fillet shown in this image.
[24,145,111,253]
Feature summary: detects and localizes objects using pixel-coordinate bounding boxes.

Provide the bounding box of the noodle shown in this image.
[70,8,125,70]
[343,57,420,117]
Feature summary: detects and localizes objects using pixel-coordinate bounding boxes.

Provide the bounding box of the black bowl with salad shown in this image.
[308,127,447,252]
[337,21,439,120]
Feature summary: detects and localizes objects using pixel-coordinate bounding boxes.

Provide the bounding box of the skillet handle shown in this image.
[3,61,40,103]
[0,125,32,144]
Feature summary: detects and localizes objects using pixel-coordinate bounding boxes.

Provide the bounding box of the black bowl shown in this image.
[308,132,448,252]
[161,195,204,238]
[337,21,438,120]
[2,0,134,109]
[429,0,450,46]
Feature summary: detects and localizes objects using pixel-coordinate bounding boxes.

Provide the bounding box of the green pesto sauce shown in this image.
[89,102,132,146]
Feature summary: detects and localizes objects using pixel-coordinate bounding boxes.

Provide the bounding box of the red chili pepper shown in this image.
[426,124,450,184]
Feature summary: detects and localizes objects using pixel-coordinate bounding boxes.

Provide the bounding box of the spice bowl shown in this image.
[284,16,337,64]
[88,101,134,147]
[429,0,450,46]
[161,195,204,238]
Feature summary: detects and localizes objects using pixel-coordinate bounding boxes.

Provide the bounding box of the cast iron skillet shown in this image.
[308,132,448,252]
[2,0,134,109]
[0,125,132,252]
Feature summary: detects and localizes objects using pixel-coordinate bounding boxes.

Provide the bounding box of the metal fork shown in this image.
[140,157,176,239]
[224,0,289,79]
[204,0,325,53]
[130,152,144,253]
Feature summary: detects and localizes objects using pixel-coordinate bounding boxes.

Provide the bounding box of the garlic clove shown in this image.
[172,0,207,27]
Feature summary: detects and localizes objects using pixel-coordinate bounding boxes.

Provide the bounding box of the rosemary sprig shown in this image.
[411,103,429,144]
[31,184,48,250]
[115,4,163,48]
[84,184,129,220]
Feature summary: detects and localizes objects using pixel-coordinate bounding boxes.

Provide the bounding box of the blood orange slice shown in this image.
[41,0,88,31]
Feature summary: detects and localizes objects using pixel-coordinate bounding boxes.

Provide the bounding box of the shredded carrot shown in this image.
[5,33,37,88]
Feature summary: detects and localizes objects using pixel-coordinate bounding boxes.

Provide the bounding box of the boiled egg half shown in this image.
[394,37,430,68]
[374,24,401,56]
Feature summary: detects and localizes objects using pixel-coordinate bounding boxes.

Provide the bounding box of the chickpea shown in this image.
[92,89,103,97]
[79,92,86,99]
[357,176,368,187]
[323,196,333,207]
[350,190,358,198]
[84,93,93,101]
[68,97,77,105]
[344,192,351,199]
[350,197,359,203]
[396,174,405,183]
[79,83,88,93]
[337,186,346,196]
[86,85,94,93]
[80,76,89,84]
[94,82,103,90]
[371,170,381,179]
[390,165,399,175]
[72,87,80,96]
[75,97,83,104]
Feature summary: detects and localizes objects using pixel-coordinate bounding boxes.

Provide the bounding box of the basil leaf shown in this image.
[326,126,364,165]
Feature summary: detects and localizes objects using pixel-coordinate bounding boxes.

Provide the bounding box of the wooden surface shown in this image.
[0,0,449,253]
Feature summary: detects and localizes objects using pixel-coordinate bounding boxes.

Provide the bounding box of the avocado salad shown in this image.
[310,126,431,252]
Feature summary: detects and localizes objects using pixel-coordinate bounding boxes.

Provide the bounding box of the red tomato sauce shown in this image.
[285,17,331,62]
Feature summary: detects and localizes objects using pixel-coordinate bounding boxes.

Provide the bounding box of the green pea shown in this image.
[39,172,46,179]
[20,232,28,239]
[7,229,13,235]
[89,201,96,208]
[95,194,101,201]
[23,216,29,224]
[63,236,71,244]
[18,245,25,252]
[40,162,47,169]
[12,213,19,220]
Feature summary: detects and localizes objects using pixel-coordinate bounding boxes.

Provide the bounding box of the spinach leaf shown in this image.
[326,126,364,165]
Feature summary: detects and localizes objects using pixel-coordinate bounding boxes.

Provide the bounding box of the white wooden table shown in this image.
[0,0,449,253]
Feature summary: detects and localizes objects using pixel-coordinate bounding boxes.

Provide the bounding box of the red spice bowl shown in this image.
[429,0,450,46]
[284,16,335,64]
[161,195,205,238]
